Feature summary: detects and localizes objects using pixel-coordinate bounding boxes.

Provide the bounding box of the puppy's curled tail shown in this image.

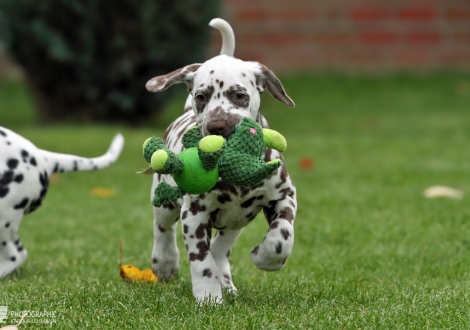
[209,18,235,56]
[41,133,124,174]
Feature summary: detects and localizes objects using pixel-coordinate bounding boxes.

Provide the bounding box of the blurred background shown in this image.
[1,0,470,305]
[1,0,469,127]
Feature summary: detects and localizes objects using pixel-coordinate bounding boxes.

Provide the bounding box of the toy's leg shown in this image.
[210,229,243,293]
[143,137,166,163]
[182,126,203,149]
[152,182,185,208]
[198,136,226,170]
[151,184,181,282]
[0,212,27,279]
[253,186,297,271]
[150,150,184,175]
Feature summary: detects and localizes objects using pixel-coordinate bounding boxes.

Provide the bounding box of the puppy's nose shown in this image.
[206,120,230,137]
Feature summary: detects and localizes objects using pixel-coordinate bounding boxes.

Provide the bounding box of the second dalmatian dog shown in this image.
[146,18,297,302]
[0,128,123,278]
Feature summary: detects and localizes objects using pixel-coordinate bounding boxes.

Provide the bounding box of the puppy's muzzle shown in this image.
[206,120,232,138]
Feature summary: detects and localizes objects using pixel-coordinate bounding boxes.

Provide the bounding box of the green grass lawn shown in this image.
[1,72,470,329]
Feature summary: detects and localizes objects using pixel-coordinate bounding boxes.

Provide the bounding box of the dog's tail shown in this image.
[209,18,235,56]
[40,133,124,174]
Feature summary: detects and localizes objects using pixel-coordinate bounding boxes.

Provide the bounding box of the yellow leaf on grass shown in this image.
[119,240,158,284]
[90,187,116,197]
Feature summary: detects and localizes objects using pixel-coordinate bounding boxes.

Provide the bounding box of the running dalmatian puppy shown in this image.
[0,128,124,278]
[146,18,296,302]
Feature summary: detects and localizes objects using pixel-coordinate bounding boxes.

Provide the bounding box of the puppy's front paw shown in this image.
[251,237,292,271]
[151,248,179,282]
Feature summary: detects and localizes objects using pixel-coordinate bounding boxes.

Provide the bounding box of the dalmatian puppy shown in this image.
[0,127,124,278]
[146,18,296,302]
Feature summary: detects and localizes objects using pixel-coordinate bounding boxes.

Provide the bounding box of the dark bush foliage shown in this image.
[0,0,219,124]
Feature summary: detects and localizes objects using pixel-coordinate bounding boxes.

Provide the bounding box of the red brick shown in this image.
[314,33,353,45]
[398,7,437,20]
[234,9,271,22]
[351,7,391,21]
[446,8,470,19]
[277,8,315,21]
[406,32,441,44]
[393,52,434,66]
[454,33,470,42]
[359,32,398,44]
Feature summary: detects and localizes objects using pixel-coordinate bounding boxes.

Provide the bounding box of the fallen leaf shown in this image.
[90,187,116,197]
[423,186,464,199]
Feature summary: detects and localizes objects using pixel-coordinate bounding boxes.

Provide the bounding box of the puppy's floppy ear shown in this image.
[146,64,202,93]
[254,63,295,108]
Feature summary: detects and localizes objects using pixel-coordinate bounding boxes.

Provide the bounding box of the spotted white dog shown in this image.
[146,18,297,302]
[0,128,124,278]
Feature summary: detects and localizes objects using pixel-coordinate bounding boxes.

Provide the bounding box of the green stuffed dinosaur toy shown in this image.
[140,117,287,207]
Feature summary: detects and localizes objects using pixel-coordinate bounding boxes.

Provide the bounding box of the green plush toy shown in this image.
[140,117,287,207]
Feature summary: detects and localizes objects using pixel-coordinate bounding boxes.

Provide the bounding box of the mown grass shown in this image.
[1,72,470,329]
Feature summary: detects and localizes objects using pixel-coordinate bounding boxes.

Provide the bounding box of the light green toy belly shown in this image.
[173,148,219,194]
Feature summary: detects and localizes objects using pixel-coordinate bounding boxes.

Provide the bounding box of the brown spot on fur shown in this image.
[189,200,206,215]
[189,240,210,262]
[280,228,290,240]
[279,207,294,224]
[270,221,280,230]
[182,210,188,220]
[217,193,232,203]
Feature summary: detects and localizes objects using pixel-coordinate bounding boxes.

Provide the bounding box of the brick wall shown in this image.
[208,0,470,71]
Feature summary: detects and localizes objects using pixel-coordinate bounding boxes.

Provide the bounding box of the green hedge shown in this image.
[0,0,219,124]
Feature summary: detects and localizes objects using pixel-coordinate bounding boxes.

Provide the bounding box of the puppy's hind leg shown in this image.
[0,212,27,279]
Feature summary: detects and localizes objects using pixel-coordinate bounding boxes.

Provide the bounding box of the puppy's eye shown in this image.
[195,94,205,102]
[235,93,246,100]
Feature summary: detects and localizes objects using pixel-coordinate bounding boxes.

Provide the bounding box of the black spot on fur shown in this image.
[189,240,210,262]
[152,258,158,264]
[21,150,29,162]
[0,170,14,185]
[209,209,220,225]
[5,222,10,228]
[14,198,29,209]
[219,81,224,88]
[275,242,283,254]
[183,224,189,234]
[189,200,206,215]
[251,246,259,255]
[202,268,212,278]
[158,225,166,233]
[13,174,23,183]
[0,130,6,137]
[30,157,37,166]
[210,70,214,74]
[10,256,16,262]
[0,186,8,198]
[7,159,19,169]
[241,197,256,208]
[53,162,59,173]
[73,160,78,171]
[217,193,232,204]
[281,228,290,240]
[1,241,6,246]
[211,181,238,195]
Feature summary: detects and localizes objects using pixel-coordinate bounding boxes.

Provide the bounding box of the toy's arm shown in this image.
[182,126,203,149]
[262,129,287,152]
[198,136,226,170]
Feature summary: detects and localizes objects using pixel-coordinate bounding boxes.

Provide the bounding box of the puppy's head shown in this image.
[146,55,294,137]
